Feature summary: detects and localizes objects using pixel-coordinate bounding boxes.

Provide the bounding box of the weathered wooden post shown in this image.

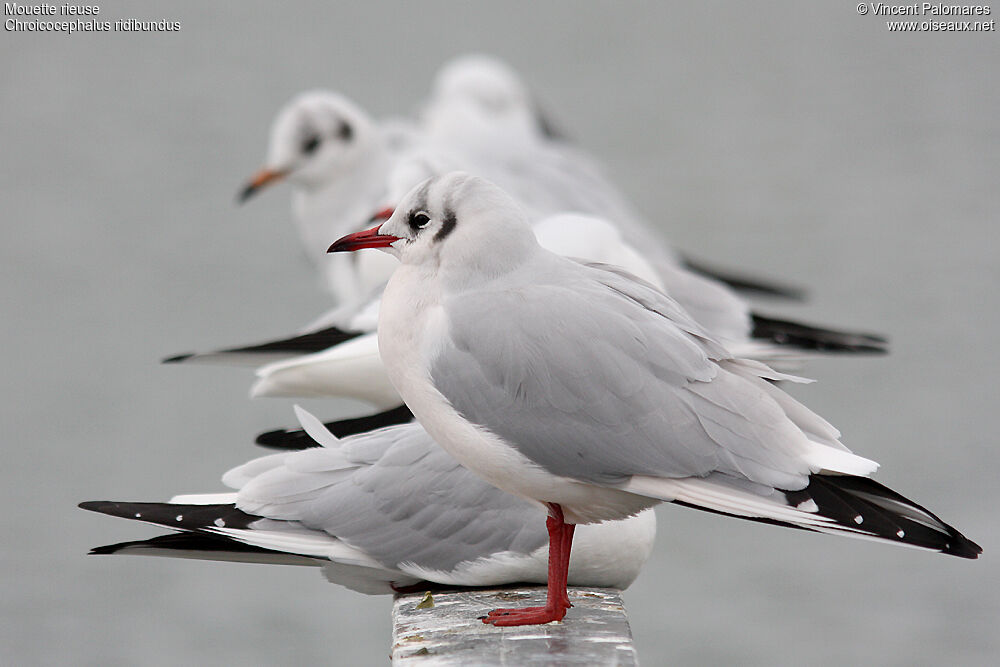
[392,586,638,665]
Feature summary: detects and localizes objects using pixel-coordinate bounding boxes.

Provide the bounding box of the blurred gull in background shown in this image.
[172,56,886,417]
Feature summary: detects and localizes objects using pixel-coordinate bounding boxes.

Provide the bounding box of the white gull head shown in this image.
[423,55,540,153]
[333,172,541,288]
[430,55,531,117]
[264,91,378,188]
[239,90,381,202]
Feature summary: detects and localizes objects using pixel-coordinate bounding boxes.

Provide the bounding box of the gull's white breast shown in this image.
[378,263,657,524]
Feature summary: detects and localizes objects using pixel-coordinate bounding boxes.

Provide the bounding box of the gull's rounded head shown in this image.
[430,55,530,115]
[248,91,376,194]
[423,56,541,149]
[331,172,540,282]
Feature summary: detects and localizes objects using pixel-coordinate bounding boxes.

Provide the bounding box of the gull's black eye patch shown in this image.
[337,121,353,141]
[408,211,432,231]
[301,134,321,155]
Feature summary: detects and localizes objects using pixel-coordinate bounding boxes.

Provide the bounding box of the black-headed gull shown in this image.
[232,86,680,306]
[236,90,410,304]
[236,58,805,307]
[80,407,655,594]
[168,208,885,409]
[179,61,885,405]
[421,54,565,164]
[328,173,979,626]
[421,54,805,299]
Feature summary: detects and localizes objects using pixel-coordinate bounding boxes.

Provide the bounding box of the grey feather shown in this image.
[431,257,838,489]
[236,422,548,571]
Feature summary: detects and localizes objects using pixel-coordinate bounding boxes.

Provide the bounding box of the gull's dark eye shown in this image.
[337,121,353,141]
[301,134,321,155]
[408,211,431,231]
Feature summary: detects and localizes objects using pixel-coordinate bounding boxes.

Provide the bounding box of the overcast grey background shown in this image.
[2,1,997,665]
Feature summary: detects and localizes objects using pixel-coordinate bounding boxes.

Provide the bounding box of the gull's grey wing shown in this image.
[651,261,752,343]
[431,258,845,491]
[234,422,548,572]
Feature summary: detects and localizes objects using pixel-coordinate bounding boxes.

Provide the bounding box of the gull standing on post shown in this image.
[329,173,980,626]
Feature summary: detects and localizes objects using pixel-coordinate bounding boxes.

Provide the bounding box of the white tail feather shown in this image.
[624,475,839,529]
[293,405,341,449]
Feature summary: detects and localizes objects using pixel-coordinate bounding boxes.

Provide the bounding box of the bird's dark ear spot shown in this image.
[434,208,457,242]
[301,134,321,154]
[338,121,353,141]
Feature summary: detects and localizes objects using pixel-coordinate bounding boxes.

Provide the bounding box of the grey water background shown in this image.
[2,1,997,664]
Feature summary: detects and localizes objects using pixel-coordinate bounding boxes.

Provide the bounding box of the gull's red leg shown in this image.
[558,520,576,608]
[484,503,575,626]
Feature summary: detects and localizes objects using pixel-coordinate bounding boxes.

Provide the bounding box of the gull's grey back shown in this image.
[430,260,829,491]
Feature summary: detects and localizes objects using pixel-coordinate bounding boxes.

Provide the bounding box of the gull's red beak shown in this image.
[237,168,288,203]
[328,224,400,253]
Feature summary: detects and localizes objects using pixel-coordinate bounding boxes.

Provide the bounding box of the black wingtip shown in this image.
[794,476,982,559]
[255,404,414,450]
[79,500,145,519]
[78,500,259,532]
[88,532,290,558]
[255,427,309,450]
[751,314,890,354]
[160,326,365,367]
[89,543,126,555]
[942,531,983,559]
[79,500,111,513]
[223,326,363,356]
[161,353,195,364]
[681,255,808,301]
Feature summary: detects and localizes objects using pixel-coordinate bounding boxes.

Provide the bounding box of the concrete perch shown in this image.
[391,586,638,665]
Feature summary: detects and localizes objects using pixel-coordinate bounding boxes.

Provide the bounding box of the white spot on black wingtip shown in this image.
[854,515,864,524]
[796,499,819,512]
[134,513,141,518]
[897,530,905,538]
[214,518,226,527]
[175,515,183,522]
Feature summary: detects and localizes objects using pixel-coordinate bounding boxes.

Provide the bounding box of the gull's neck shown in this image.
[291,137,392,259]
[378,260,445,398]
[435,231,545,295]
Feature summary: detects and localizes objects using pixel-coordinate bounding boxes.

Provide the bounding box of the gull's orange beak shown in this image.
[237,168,288,203]
[328,224,400,253]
